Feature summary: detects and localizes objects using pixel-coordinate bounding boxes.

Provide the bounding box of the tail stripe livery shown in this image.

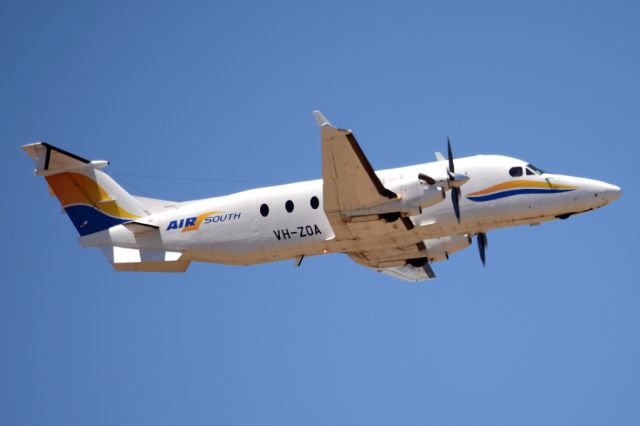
[23,142,145,236]
[46,172,140,219]
[63,205,131,235]
[24,141,191,272]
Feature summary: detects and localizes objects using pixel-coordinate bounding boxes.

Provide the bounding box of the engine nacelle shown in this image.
[423,234,472,262]
[393,178,446,216]
[345,177,445,217]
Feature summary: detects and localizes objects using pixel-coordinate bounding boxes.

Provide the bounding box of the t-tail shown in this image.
[23,142,146,235]
[23,142,189,272]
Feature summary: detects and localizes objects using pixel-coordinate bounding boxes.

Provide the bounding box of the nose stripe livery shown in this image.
[467,180,576,202]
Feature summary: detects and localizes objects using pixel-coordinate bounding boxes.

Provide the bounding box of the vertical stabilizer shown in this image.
[23,142,146,236]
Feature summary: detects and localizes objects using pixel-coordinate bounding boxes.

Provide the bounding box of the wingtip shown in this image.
[21,141,45,151]
[313,110,332,128]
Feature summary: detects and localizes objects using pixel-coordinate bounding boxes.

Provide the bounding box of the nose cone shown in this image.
[588,180,622,205]
[551,175,621,214]
[602,183,622,203]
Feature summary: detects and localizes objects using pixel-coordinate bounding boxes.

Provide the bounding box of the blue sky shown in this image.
[1,1,638,425]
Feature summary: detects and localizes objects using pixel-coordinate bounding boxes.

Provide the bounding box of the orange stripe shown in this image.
[46,172,140,219]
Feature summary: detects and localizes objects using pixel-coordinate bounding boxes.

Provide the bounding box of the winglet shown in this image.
[313,110,332,128]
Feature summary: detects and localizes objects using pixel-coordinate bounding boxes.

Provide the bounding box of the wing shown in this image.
[315,111,415,239]
[315,111,436,277]
[315,111,397,216]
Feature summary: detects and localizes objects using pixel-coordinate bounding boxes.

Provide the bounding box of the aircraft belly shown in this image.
[183,235,328,265]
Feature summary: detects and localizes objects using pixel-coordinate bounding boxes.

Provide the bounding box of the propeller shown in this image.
[477,232,488,266]
[418,137,468,220]
[447,137,462,223]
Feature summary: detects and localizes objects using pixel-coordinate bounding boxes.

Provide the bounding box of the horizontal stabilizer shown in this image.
[22,142,108,175]
[100,246,190,272]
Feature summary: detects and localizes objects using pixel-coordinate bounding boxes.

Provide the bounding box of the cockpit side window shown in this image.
[509,166,523,177]
[526,163,545,175]
[526,168,535,175]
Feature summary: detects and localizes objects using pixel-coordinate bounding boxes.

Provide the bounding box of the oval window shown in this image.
[285,200,294,213]
[260,204,269,217]
[310,196,319,209]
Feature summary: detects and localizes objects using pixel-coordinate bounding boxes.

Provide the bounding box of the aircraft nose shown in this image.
[590,180,622,204]
[602,183,622,203]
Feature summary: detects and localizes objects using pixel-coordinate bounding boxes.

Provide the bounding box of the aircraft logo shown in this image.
[166,211,241,232]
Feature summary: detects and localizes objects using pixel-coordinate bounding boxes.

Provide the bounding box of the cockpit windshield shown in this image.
[526,163,546,175]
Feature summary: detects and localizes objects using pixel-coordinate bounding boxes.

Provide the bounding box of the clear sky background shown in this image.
[1,1,638,425]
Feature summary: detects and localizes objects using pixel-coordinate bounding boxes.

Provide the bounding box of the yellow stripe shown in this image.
[468,180,577,196]
[46,172,140,219]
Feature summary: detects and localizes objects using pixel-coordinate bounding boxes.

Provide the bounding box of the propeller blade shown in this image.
[477,232,488,266]
[447,137,455,174]
[447,137,461,222]
[452,187,461,223]
[418,173,436,185]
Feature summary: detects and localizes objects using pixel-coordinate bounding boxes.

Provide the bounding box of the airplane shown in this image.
[22,111,621,282]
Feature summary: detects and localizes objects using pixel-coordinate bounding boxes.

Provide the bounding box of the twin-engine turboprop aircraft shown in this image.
[23,112,621,282]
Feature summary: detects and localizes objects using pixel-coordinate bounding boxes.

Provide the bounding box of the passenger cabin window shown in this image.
[285,200,294,213]
[509,166,523,177]
[310,196,319,209]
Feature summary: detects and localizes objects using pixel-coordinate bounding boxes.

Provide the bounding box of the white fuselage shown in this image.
[86,154,620,266]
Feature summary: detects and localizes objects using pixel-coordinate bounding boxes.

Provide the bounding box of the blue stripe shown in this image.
[466,188,575,202]
[65,204,130,236]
